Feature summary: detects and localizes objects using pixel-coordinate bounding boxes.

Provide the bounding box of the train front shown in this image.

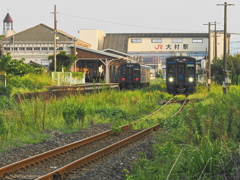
[119,63,141,89]
[166,56,196,95]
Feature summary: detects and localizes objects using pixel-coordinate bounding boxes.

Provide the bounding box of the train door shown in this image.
[133,66,140,81]
[126,67,133,83]
[177,63,185,85]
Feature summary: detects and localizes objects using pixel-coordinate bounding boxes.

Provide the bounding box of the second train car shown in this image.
[166,55,196,96]
[118,63,150,89]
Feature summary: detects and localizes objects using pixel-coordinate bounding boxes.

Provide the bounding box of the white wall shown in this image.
[79,30,105,50]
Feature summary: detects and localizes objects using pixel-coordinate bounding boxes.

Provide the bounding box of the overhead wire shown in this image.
[59,12,203,33]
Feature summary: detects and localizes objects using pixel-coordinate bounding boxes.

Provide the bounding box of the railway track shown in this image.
[0,124,159,180]
[134,97,191,123]
[0,97,193,179]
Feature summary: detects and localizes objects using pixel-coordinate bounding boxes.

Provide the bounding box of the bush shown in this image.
[0,85,12,94]
[0,113,6,136]
[8,73,56,93]
[0,96,17,110]
[72,72,84,80]
[62,103,85,127]
[95,107,128,119]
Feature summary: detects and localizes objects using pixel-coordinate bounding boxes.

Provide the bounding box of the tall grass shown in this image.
[0,82,167,152]
[8,72,57,95]
[126,84,240,179]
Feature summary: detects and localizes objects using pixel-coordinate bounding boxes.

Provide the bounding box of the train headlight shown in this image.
[188,77,194,82]
[169,77,174,82]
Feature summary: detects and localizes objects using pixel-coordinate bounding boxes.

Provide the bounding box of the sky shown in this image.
[1,0,240,54]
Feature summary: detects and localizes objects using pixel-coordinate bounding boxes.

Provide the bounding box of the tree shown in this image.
[211,54,240,85]
[211,58,223,84]
[6,58,34,76]
[0,52,12,72]
[228,54,240,85]
[48,51,77,71]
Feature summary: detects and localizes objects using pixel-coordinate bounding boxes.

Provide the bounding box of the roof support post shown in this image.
[99,59,114,83]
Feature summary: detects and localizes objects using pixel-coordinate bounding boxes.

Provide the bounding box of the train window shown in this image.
[133,67,140,75]
[187,64,195,73]
[121,68,126,75]
[168,64,175,73]
[177,64,185,74]
[127,68,133,75]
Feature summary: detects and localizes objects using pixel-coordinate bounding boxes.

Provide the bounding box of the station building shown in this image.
[0,12,231,81]
[79,30,230,77]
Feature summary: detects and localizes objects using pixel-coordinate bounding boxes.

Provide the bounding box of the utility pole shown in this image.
[203,22,215,92]
[214,21,217,60]
[53,5,57,72]
[73,37,77,72]
[217,2,234,94]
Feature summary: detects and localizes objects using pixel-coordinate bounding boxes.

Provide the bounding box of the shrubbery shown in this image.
[126,84,240,179]
[8,73,56,93]
[0,85,12,94]
[62,103,85,127]
[0,113,6,136]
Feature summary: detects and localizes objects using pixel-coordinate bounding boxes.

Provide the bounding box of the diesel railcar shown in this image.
[118,63,150,89]
[166,55,196,96]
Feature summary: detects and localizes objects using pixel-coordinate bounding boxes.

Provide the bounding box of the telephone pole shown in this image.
[214,21,217,61]
[217,2,234,94]
[53,5,57,72]
[203,22,215,92]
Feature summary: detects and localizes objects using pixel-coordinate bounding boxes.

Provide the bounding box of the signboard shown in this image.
[127,38,208,52]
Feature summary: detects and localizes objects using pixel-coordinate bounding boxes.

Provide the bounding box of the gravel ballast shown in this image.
[0,124,154,180]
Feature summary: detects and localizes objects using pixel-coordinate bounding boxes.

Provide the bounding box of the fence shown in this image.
[52,72,85,86]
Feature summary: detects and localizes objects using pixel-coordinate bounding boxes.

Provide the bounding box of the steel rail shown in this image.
[0,124,131,178]
[132,98,174,125]
[145,98,174,118]
[171,98,188,117]
[36,124,160,180]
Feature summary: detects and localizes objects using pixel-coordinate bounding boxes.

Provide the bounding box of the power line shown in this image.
[59,12,202,32]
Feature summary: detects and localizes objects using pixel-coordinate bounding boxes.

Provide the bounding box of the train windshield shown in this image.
[127,68,133,75]
[121,68,127,75]
[133,67,140,75]
[168,64,175,73]
[177,64,185,74]
[187,64,195,74]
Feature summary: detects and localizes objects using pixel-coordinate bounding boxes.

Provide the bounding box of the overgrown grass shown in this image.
[7,72,57,95]
[0,80,168,152]
[2,78,239,179]
[125,83,240,180]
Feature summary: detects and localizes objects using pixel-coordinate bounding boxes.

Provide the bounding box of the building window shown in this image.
[42,47,48,51]
[131,39,142,43]
[49,47,54,50]
[172,38,182,43]
[19,47,25,51]
[26,47,32,51]
[143,58,153,62]
[58,47,63,50]
[192,39,203,43]
[151,39,162,43]
[34,47,40,51]
[12,47,18,51]
[4,47,10,51]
